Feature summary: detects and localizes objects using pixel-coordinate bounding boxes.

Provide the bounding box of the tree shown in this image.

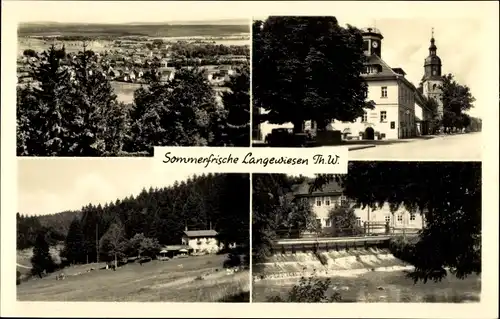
[252,174,315,262]
[129,233,160,259]
[23,49,37,57]
[327,203,362,237]
[440,73,475,132]
[68,47,129,155]
[62,218,86,264]
[17,45,73,156]
[99,221,128,269]
[277,197,319,238]
[128,67,221,154]
[253,17,373,133]
[31,232,56,278]
[220,64,250,146]
[311,162,481,283]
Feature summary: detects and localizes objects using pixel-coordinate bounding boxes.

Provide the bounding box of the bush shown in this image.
[223,253,241,268]
[267,276,341,302]
[388,236,419,264]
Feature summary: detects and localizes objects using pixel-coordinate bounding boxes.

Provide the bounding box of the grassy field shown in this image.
[18,23,249,38]
[253,269,481,303]
[17,254,249,302]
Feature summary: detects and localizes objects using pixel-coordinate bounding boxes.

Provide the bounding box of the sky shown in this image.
[17,159,195,216]
[13,1,251,24]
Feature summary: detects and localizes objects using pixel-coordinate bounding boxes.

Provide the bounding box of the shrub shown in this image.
[388,235,419,265]
[223,253,241,268]
[267,276,341,302]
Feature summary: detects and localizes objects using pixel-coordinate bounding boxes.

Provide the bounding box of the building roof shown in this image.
[363,54,399,79]
[292,178,344,198]
[183,230,218,237]
[160,245,192,252]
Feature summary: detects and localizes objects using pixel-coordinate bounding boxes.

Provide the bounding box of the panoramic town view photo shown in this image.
[252,16,482,161]
[17,2,250,157]
[16,159,250,302]
[252,162,481,302]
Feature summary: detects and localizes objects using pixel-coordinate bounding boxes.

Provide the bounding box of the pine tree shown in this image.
[31,232,55,278]
[63,218,86,264]
[18,45,73,155]
[68,45,128,155]
[219,64,250,146]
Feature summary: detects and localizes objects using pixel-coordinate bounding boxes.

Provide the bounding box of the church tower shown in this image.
[361,27,383,58]
[422,29,444,118]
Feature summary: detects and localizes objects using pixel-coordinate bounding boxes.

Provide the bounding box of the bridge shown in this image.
[269,231,419,254]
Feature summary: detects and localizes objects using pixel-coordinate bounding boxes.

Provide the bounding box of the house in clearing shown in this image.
[181,229,220,254]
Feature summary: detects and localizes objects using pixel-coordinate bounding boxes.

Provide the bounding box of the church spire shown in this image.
[429,28,437,55]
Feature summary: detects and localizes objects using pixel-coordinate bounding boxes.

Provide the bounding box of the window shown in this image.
[380,111,387,122]
[316,198,322,206]
[356,217,362,226]
[381,86,388,98]
[340,195,348,206]
[363,40,369,51]
[325,197,330,206]
[326,218,331,227]
[410,213,416,222]
[397,215,403,222]
[385,215,391,223]
[390,121,395,129]
[361,112,368,122]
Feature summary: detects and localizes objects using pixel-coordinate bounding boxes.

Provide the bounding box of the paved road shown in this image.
[349,133,482,161]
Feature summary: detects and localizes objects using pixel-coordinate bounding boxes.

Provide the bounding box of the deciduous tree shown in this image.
[253,17,373,132]
[99,221,128,269]
[311,162,481,283]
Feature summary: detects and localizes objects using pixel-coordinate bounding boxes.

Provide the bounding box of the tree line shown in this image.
[253,17,479,134]
[253,162,481,284]
[17,45,250,156]
[20,173,249,277]
[169,42,249,58]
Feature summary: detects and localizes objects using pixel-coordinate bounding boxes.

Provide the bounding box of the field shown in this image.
[17,254,250,302]
[18,23,250,38]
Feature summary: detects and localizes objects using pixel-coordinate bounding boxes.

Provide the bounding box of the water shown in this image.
[253,249,481,302]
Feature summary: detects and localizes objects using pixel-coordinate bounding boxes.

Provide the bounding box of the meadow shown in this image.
[17,254,249,302]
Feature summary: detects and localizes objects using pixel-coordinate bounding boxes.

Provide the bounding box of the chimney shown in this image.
[209,221,212,230]
[185,224,188,231]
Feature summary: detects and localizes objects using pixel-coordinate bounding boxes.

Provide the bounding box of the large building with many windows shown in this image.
[253,27,439,142]
[292,179,425,235]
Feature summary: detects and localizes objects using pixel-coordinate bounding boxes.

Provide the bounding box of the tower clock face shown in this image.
[372,41,379,48]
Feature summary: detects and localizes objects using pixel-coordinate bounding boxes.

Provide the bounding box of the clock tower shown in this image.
[361,27,383,58]
[422,29,444,119]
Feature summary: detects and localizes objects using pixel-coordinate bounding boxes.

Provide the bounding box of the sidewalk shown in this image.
[251,134,439,149]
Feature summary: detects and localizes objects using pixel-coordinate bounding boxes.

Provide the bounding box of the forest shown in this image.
[17,45,250,156]
[17,173,250,268]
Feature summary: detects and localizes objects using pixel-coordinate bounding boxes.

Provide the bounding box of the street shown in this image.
[349,132,482,161]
